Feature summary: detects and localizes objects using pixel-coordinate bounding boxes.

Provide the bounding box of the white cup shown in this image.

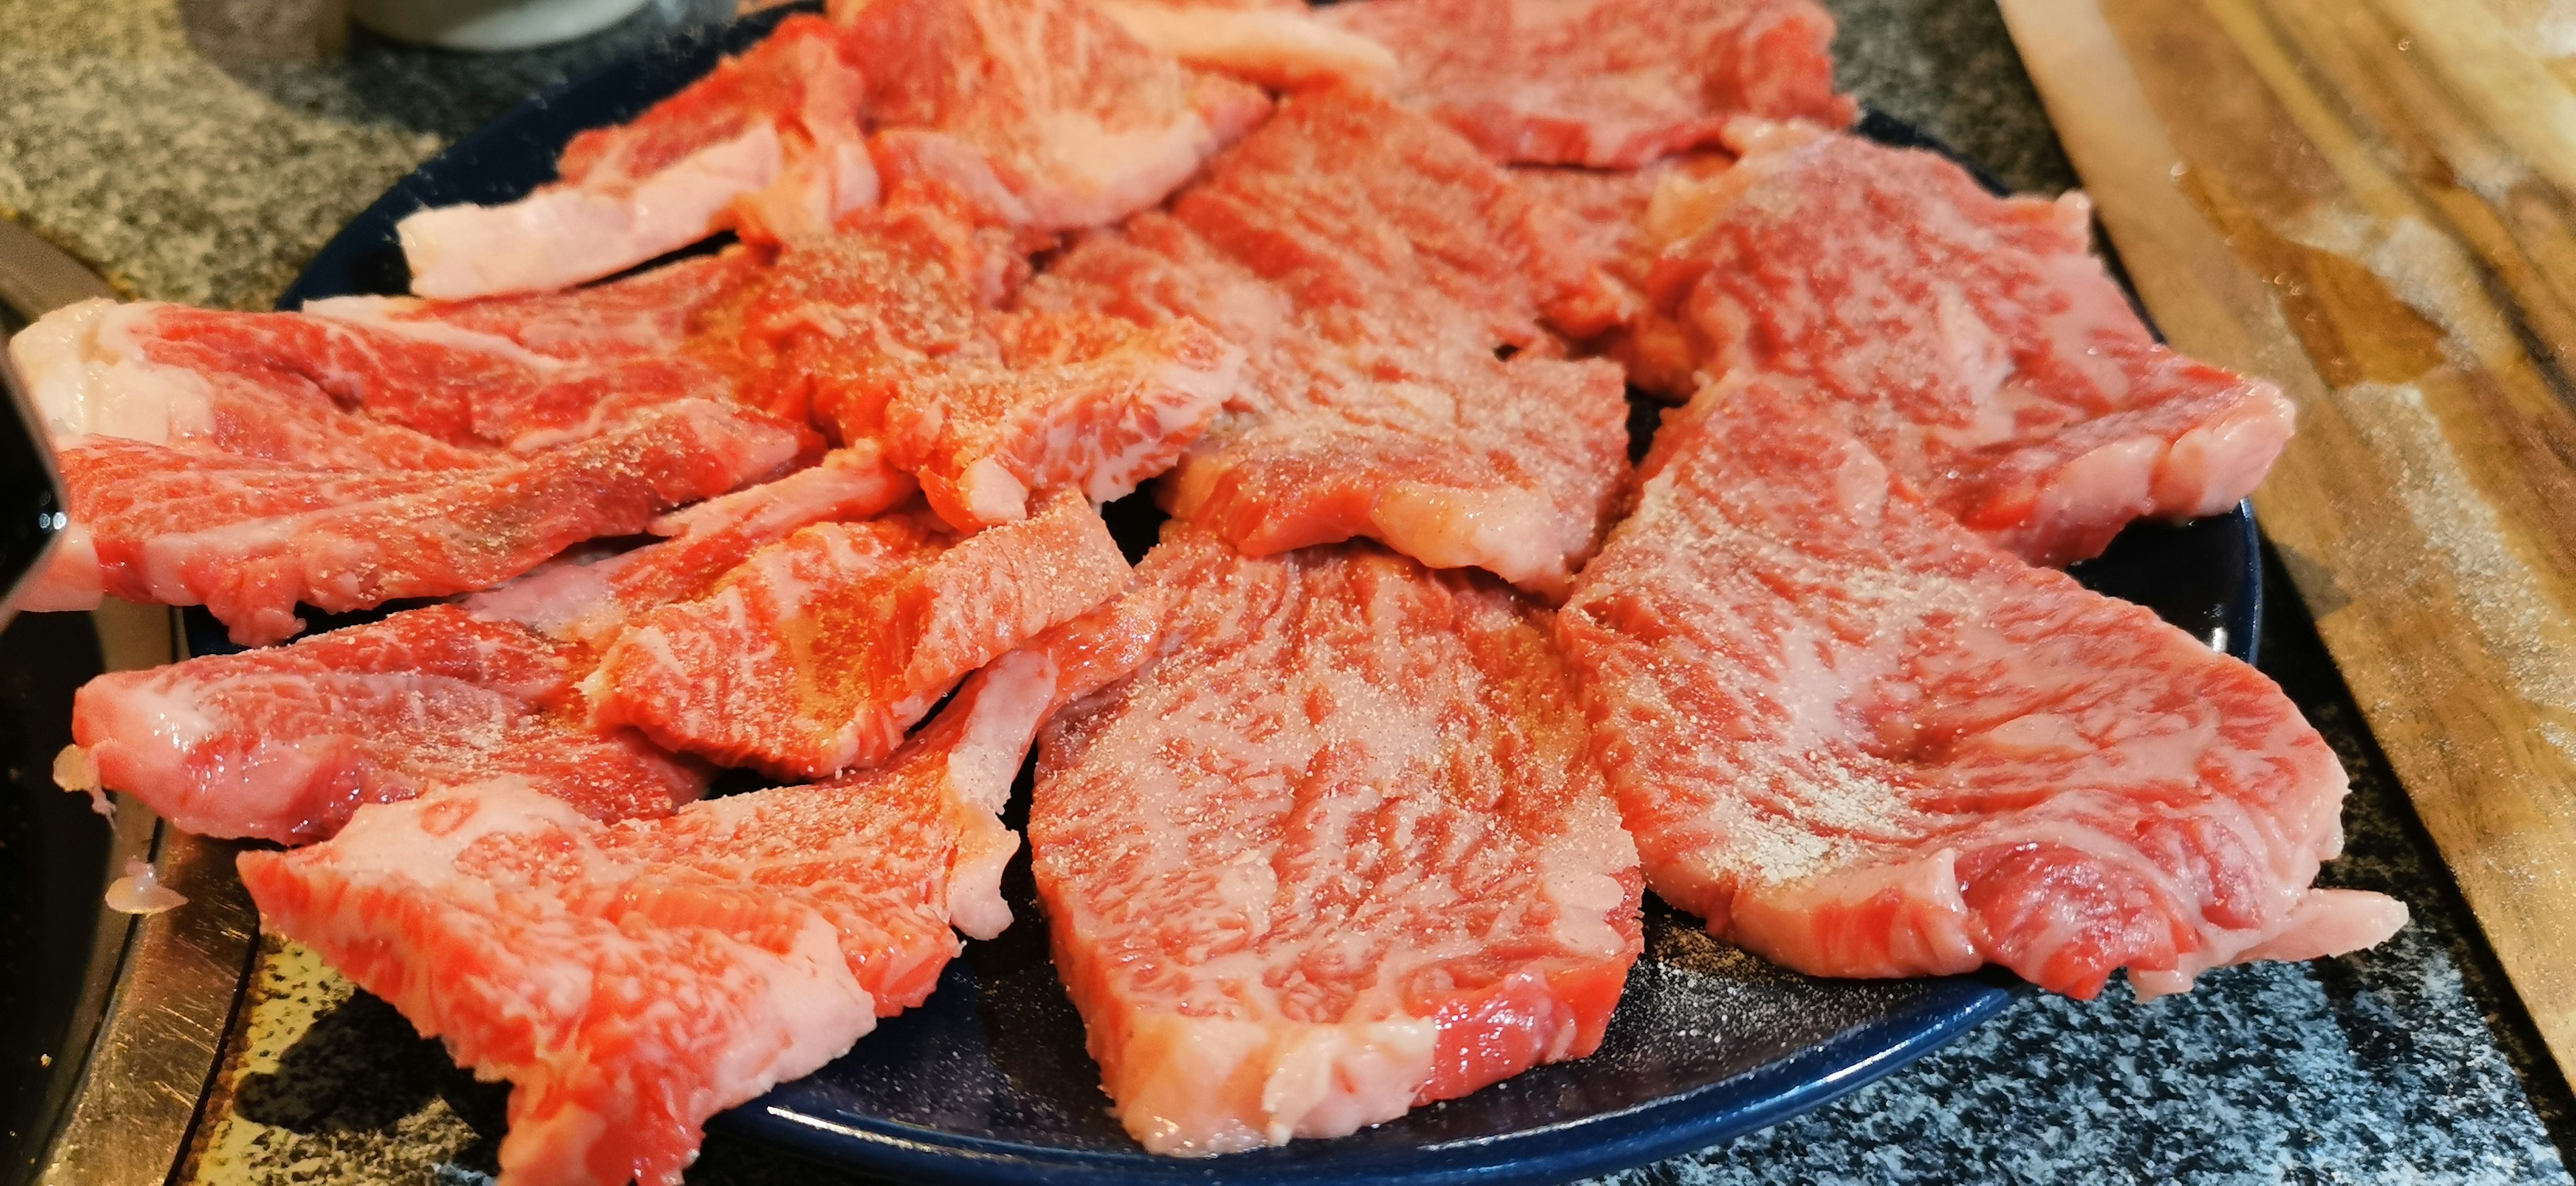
[349,0,656,50]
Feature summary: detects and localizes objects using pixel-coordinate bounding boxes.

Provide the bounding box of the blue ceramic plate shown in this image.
[274,12,2260,1184]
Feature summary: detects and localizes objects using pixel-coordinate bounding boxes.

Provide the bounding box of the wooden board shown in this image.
[1994,0,2576,1081]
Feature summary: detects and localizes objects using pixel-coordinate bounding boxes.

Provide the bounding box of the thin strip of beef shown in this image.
[1091,0,1401,91]
[1022,88,1631,596]
[1509,154,1733,398]
[1554,378,2405,999]
[1320,0,1854,167]
[397,14,873,299]
[303,247,771,364]
[41,400,803,645]
[1649,121,2296,565]
[21,289,747,455]
[738,203,1241,529]
[1032,525,1642,1155]
[833,0,1270,230]
[594,488,1130,779]
[64,447,914,843]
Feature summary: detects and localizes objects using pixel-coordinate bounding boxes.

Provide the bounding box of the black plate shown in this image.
[266,13,2262,1183]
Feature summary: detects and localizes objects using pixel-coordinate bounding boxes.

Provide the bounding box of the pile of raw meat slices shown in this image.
[13,0,2410,1181]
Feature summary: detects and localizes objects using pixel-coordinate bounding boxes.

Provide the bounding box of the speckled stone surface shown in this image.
[4,0,2571,1182]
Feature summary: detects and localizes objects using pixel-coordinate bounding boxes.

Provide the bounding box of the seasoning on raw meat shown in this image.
[1650,121,2296,565]
[398,14,873,299]
[1321,0,1853,167]
[18,291,747,455]
[595,488,1130,779]
[1509,154,1731,397]
[833,0,1271,229]
[739,204,1241,529]
[1555,378,2406,999]
[303,247,770,363]
[32,400,803,645]
[1031,525,1642,1154]
[70,605,700,844]
[62,446,913,843]
[1023,87,1633,595]
[1092,0,1401,91]
[233,637,1083,1186]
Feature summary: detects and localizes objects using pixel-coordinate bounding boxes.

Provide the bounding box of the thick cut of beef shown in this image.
[595,488,1129,778]
[398,15,873,299]
[1555,378,2405,999]
[1092,0,1400,91]
[738,205,1240,529]
[34,400,802,645]
[64,446,913,843]
[1023,89,1631,595]
[1321,0,1853,167]
[1031,526,1642,1155]
[832,0,1269,229]
[1650,122,2296,565]
[234,641,1076,1186]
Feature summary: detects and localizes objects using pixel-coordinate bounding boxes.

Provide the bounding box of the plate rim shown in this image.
[273,15,2264,1183]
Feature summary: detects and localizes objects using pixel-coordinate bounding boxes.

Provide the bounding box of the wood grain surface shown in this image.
[1994,0,2576,1082]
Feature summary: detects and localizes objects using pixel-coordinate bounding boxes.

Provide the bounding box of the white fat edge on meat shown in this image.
[647,443,914,538]
[1110,1012,1435,1155]
[398,125,786,300]
[1022,107,1236,229]
[1065,339,1246,506]
[1096,1,1400,89]
[736,137,883,241]
[299,294,574,373]
[10,299,215,444]
[9,520,101,612]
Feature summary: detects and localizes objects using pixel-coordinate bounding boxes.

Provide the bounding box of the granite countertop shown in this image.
[3,0,2572,1182]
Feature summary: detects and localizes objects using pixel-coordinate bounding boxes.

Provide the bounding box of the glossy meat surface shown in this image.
[835,0,1269,229]
[397,15,874,298]
[235,653,1065,1186]
[1032,526,1642,1154]
[65,447,912,842]
[1650,123,2295,565]
[1556,379,2404,998]
[1023,89,1632,595]
[46,400,802,645]
[596,488,1130,778]
[1322,0,1853,166]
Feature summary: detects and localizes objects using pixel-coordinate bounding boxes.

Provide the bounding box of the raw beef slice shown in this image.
[17,288,747,455]
[1509,154,1733,397]
[65,446,914,842]
[236,642,1077,1186]
[36,400,802,645]
[398,14,873,299]
[1555,378,2405,999]
[1032,525,1642,1154]
[1650,121,2296,565]
[1022,88,1632,594]
[833,0,1270,229]
[1093,0,1400,91]
[1322,0,1854,167]
[594,488,1130,778]
[736,205,1240,529]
